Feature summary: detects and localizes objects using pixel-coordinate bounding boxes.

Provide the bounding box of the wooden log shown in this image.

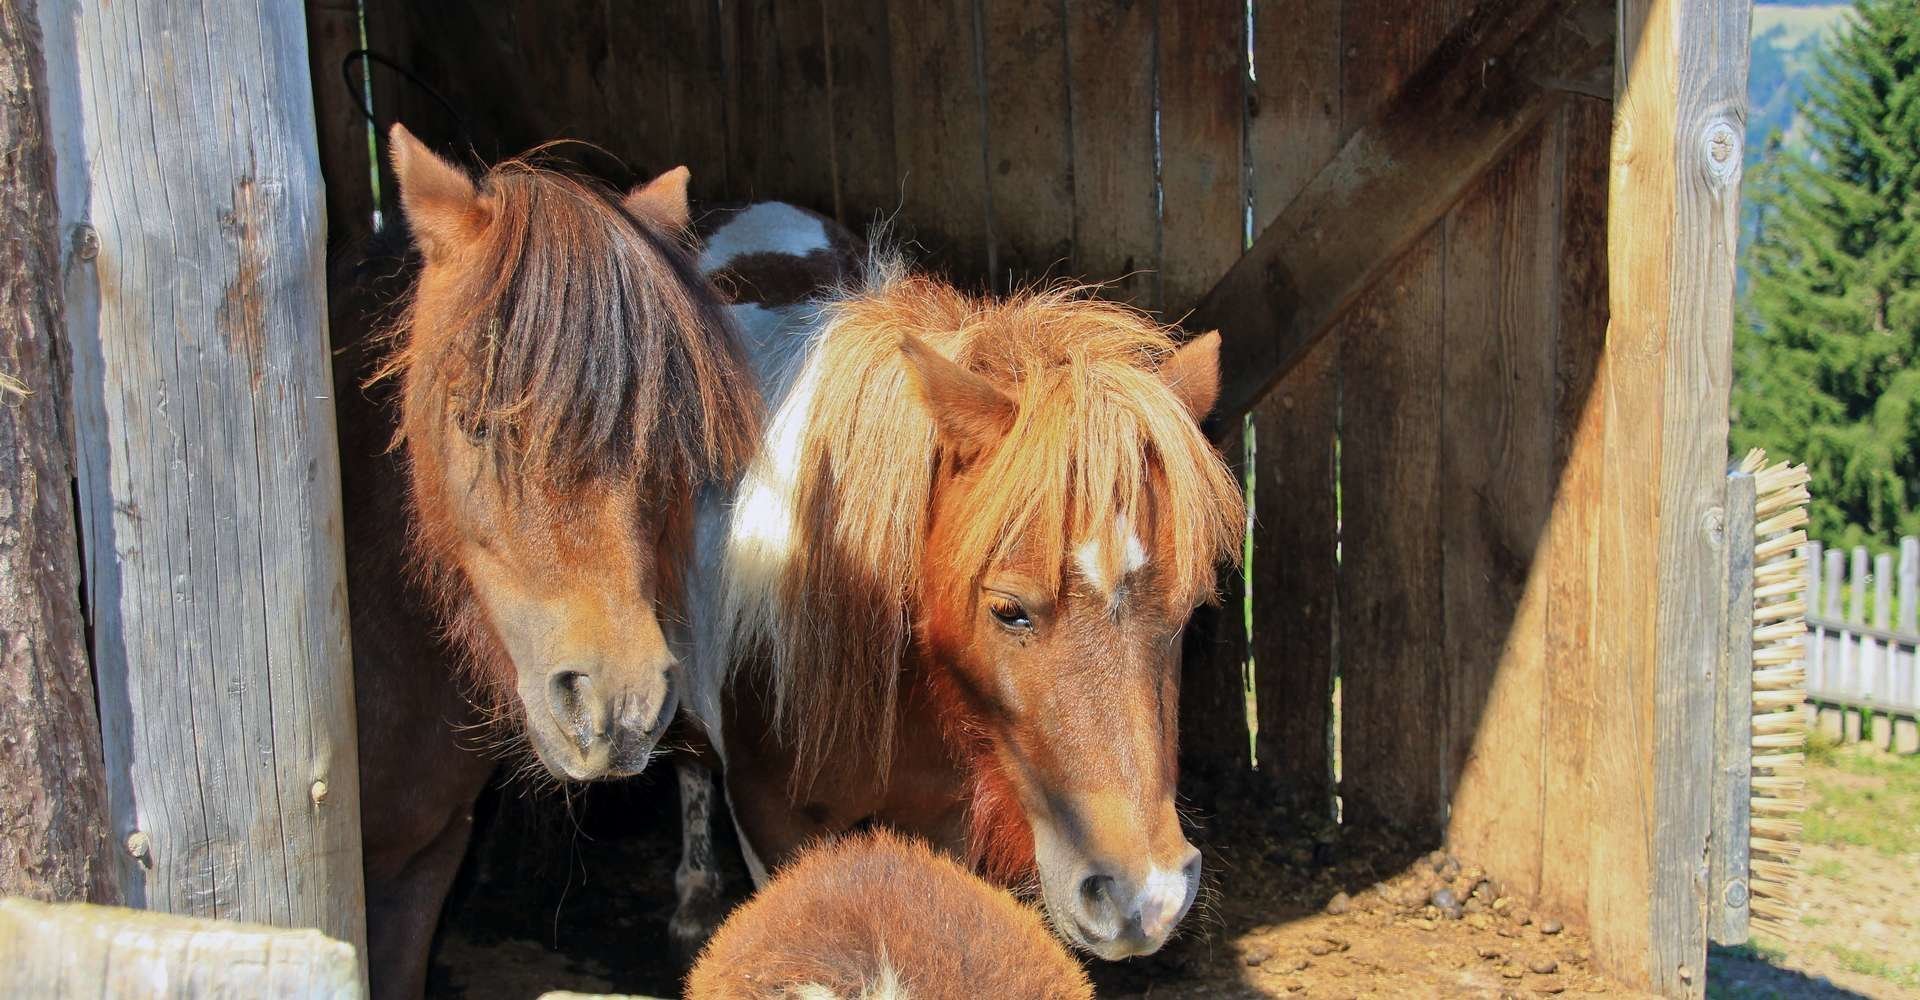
[1190,0,1615,419]
[0,0,117,905]
[36,0,366,973]
[1708,472,1755,946]
[1063,0,1158,308]
[0,897,356,999]
[1599,0,1753,991]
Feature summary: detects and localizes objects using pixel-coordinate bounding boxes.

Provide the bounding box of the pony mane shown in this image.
[382,159,760,493]
[720,253,1244,777]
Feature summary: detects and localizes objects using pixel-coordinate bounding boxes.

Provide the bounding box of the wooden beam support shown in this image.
[1595,0,1752,994]
[37,0,366,976]
[1186,0,1614,420]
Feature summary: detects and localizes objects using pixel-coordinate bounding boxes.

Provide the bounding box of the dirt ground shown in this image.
[426,772,1654,1000]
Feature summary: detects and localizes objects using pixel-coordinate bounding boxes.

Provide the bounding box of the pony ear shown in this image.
[388,123,485,260]
[1161,330,1222,421]
[900,334,1015,464]
[624,166,692,231]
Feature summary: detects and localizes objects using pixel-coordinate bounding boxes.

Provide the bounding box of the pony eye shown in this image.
[988,597,1032,632]
[453,408,489,443]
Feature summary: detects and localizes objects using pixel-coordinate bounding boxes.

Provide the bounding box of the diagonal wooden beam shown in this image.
[1187,0,1614,421]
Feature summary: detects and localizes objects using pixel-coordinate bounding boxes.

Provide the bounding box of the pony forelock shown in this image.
[717,249,1245,780]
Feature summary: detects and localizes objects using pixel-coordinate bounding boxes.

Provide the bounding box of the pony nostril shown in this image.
[547,670,598,741]
[1079,873,1115,908]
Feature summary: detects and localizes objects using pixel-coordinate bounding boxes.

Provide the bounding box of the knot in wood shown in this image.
[125,830,150,860]
[72,224,99,262]
[310,779,329,804]
[1703,120,1741,182]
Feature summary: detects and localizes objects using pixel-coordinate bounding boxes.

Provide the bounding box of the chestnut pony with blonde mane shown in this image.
[336,127,755,999]
[686,212,1242,963]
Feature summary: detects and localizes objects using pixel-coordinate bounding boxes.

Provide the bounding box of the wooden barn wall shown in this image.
[316,0,1622,939]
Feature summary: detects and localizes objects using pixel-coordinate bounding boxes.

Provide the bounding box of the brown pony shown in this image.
[687,829,1092,1000]
[688,228,1243,961]
[334,126,756,998]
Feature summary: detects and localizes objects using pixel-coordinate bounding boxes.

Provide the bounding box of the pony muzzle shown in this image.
[528,664,678,781]
[1051,846,1202,960]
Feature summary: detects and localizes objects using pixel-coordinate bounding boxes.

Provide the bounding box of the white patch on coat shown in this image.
[699,202,831,271]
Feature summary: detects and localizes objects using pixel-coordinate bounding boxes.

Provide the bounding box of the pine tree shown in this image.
[1734,0,1920,552]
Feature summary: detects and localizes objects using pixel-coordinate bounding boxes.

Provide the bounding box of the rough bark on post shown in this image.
[0,0,117,906]
[36,0,366,973]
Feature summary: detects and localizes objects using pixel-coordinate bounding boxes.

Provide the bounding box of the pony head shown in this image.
[730,267,1241,959]
[385,124,756,781]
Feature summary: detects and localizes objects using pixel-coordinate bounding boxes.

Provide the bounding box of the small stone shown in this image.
[1428,850,1449,872]
[1308,941,1335,956]
[1501,963,1526,979]
[1439,857,1462,882]
[1497,926,1521,939]
[1325,936,1351,952]
[1424,905,1441,920]
[1533,981,1567,995]
[1411,917,1438,931]
[1292,958,1311,972]
[1467,913,1494,931]
[1494,896,1514,913]
[1244,949,1270,967]
[1465,897,1487,915]
[1463,865,1487,884]
[1431,887,1464,919]
[1540,918,1564,936]
[1529,957,1560,975]
[1511,908,1533,926]
[1325,891,1352,916]
[1477,946,1503,960]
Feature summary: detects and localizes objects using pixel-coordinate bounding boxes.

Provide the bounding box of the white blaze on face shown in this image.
[1073,515,1150,604]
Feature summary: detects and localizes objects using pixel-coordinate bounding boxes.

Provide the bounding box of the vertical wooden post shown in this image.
[0,0,117,905]
[1708,471,1754,946]
[1604,0,1752,993]
[1806,540,1823,691]
[36,0,366,974]
[305,0,378,243]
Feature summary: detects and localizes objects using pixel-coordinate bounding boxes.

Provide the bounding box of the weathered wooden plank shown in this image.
[1192,0,1616,419]
[1155,0,1244,318]
[1244,0,1341,811]
[0,897,357,999]
[1439,124,1559,896]
[824,0,899,228]
[1179,424,1252,782]
[887,0,991,283]
[725,0,784,201]
[601,1,684,182]
[0,0,117,905]
[1537,94,1611,925]
[1250,339,1337,811]
[1875,552,1894,705]
[305,0,376,243]
[1612,0,1753,990]
[979,0,1072,290]
[1063,0,1158,308]
[1900,538,1917,708]
[664,0,733,202]
[37,0,365,969]
[1708,471,1755,946]
[1338,233,1446,835]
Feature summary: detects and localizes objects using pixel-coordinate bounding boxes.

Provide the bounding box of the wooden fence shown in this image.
[1805,538,1920,749]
